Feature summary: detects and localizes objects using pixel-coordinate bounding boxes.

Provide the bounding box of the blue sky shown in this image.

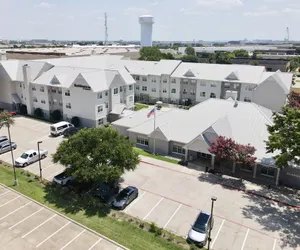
[1,0,300,41]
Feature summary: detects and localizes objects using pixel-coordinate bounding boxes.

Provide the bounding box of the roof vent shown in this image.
[234,100,238,108]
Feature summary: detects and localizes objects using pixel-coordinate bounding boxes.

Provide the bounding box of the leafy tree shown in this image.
[250,61,259,66]
[252,50,261,59]
[266,107,300,168]
[233,49,249,58]
[214,52,234,64]
[289,57,300,71]
[208,136,237,161]
[185,46,196,56]
[52,127,139,183]
[139,47,163,61]
[51,109,62,121]
[162,53,175,60]
[209,136,257,166]
[0,111,17,185]
[287,91,300,108]
[34,108,43,118]
[181,55,199,63]
[71,116,80,127]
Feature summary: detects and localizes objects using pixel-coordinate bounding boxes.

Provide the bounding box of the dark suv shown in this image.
[91,182,120,204]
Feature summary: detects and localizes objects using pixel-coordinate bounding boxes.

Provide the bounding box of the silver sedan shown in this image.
[0,142,17,154]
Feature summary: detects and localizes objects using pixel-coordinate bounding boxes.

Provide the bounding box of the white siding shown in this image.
[196,80,222,103]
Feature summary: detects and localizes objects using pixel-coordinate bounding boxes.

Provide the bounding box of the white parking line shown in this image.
[21,214,56,238]
[211,219,225,248]
[241,229,249,250]
[41,163,55,172]
[60,229,85,250]
[9,207,44,230]
[272,239,277,250]
[0,201,32,221]
[163,204,182,229]
[36,221,70,248]
[0,195,20,208]
[0,190,10,197]
[88,238,103,250]
[124,191,146,213]
[143,197,164,220]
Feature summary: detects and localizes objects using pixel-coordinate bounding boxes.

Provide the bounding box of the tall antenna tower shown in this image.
[286,27,290,42]
[104,12,108,45]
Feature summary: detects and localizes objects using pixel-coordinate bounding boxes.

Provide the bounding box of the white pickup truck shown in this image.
[15,149,48,167]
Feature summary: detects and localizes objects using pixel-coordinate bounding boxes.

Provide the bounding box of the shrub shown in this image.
[34,108,43,118]
[71,116,80,127]
[139,222,145,229]
[189,244,198,250]
[149,222,157,233]
[51,109,62,121]
[155,227,163,236]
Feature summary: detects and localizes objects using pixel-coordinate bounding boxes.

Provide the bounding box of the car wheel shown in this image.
[41,154,46,159]
[23,163,28,167]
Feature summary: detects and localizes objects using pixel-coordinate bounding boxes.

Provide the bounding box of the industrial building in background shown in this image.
[139,15,154,47]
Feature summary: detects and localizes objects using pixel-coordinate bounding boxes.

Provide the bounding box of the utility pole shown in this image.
[104,12,108,45]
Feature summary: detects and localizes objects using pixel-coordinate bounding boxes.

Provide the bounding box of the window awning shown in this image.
[11,94,21,104]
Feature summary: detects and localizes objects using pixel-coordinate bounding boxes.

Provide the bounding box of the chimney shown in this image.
[22,64,32,84]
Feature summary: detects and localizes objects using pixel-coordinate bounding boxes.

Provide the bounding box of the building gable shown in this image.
[183,69,195,77]
[226,71,239,81]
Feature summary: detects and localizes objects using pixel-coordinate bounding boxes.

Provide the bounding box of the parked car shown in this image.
[91,182,120,204]
[53,171,75,185]
[112,186,138,210]
[0,109,17,116]
[0,136,9,147]
[187,211,214,247]
[63,127,79,138]
[15,149,48,167]
[50,121,74,136]
[0,142,17,154]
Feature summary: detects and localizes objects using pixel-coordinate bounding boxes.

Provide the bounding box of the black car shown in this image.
[112,186,138,210]
[63,127,79,138]
[91,182,120,204]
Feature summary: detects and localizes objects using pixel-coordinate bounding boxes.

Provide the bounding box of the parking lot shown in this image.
[0,185,125,250]
[0,116,299,250]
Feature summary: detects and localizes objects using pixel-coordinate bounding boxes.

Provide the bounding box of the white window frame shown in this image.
[105,91,108,96]
[151,88,156,92]
[136,136,149,147]
[105,102,108,108]
[97,105,103,113]
[32,86,36,91]
[171,79,176,83]
[52,89,56,93]
[65,90,70,96]
[152,78,156,83]
[200,83,206,87]
[41,100,46,104]
[98,118,104,126]
[200,92,206,97]
[260,166,276,177]
[244,97,251,102]
[142,86,147,91]
[142,77,147,82]
[163,88,167,93]
[171,88,176,93]
[97,92,103,99]
[211,84,217,88]
[163,79,167,83]
[190,89,196,95]
[136,85,140,90]
[172,144,186,155]
[183,89,187,94]
[120,86,123,92]
[129,85,133,91]
[210,93,216,98]
[114,88,118,95]
[33,97,38,103]
[66,103,71,109]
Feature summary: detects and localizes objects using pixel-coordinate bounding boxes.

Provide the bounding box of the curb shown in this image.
[0,183,129,250]
[140,160,300,209]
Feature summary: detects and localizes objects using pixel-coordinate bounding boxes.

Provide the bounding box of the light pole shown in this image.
[207,196,217,250]
[37,141,43,181]
[7,124,17,186]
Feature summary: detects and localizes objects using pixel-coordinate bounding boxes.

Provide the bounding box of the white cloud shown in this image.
[197,0,243,7]
[35,2,54,8]
[123,7,151,15]
[243,10,279,16]
[283,8,300,13]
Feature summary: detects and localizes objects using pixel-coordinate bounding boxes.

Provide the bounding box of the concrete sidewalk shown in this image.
[139,155,300,208]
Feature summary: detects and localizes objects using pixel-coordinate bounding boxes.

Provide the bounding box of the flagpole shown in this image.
[153,107,156,155]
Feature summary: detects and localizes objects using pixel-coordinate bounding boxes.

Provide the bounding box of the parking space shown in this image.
[1,116,299,250]
[0,186,125,250]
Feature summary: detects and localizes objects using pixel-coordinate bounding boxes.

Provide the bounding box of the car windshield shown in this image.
[192,213,209,233]
[20,153,29,159]
[116,189,129,200]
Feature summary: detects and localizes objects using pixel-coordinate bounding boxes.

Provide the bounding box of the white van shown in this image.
[50,121,74,136]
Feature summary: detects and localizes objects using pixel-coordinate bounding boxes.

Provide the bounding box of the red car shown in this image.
[9,111,17,116]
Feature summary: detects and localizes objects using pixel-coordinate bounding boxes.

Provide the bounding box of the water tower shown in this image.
[139,15,154,47]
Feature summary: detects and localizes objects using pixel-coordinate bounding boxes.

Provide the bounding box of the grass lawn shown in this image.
[134,103,149,111]
[134,147,181,165]
[0,165,189,250]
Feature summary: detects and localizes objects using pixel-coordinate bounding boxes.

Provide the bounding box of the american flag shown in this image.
[147,108,156,118]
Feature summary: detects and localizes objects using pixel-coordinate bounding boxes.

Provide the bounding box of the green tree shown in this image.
[162,53,175,60]
[139,47,163,61]
[52,127,140,183]
[289,57,300,71]
[215,52,234,64]
[252,50,261,59]
[185,46,196,56]
[250,61,259,66]
[233,49,249,58]
[266,107,300,168]
[0,111,17,185]
[181,55,199,63]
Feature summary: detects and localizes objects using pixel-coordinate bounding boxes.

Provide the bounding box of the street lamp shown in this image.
[37,141,43,181]
[7,124,17,186]
[207,196,217,250]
